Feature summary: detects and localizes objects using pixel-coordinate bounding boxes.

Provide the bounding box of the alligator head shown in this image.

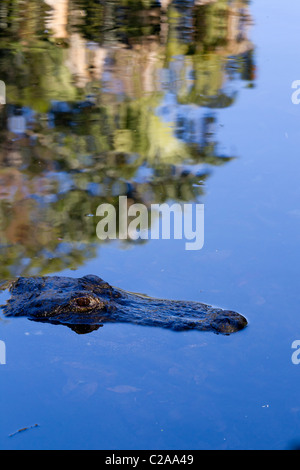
[1,275,248,335]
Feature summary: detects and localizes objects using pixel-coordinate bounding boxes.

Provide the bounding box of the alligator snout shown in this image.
[210,310,248,334]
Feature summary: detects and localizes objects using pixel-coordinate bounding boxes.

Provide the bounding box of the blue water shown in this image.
[1,0,300,450]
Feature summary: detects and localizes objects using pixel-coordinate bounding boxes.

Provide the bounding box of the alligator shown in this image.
[0,275,247,335]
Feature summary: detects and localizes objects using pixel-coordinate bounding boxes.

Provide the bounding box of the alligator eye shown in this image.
[71,295,105,312]
[76,297,91,307]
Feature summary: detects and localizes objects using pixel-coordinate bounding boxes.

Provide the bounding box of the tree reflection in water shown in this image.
[0,0,255,277]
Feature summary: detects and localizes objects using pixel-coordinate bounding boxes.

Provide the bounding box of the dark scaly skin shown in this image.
[1,275,248,335]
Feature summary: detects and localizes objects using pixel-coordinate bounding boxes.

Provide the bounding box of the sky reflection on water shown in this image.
[0,0,300,450]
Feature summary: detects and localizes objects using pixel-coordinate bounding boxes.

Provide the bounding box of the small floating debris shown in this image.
[9,424,39,438]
